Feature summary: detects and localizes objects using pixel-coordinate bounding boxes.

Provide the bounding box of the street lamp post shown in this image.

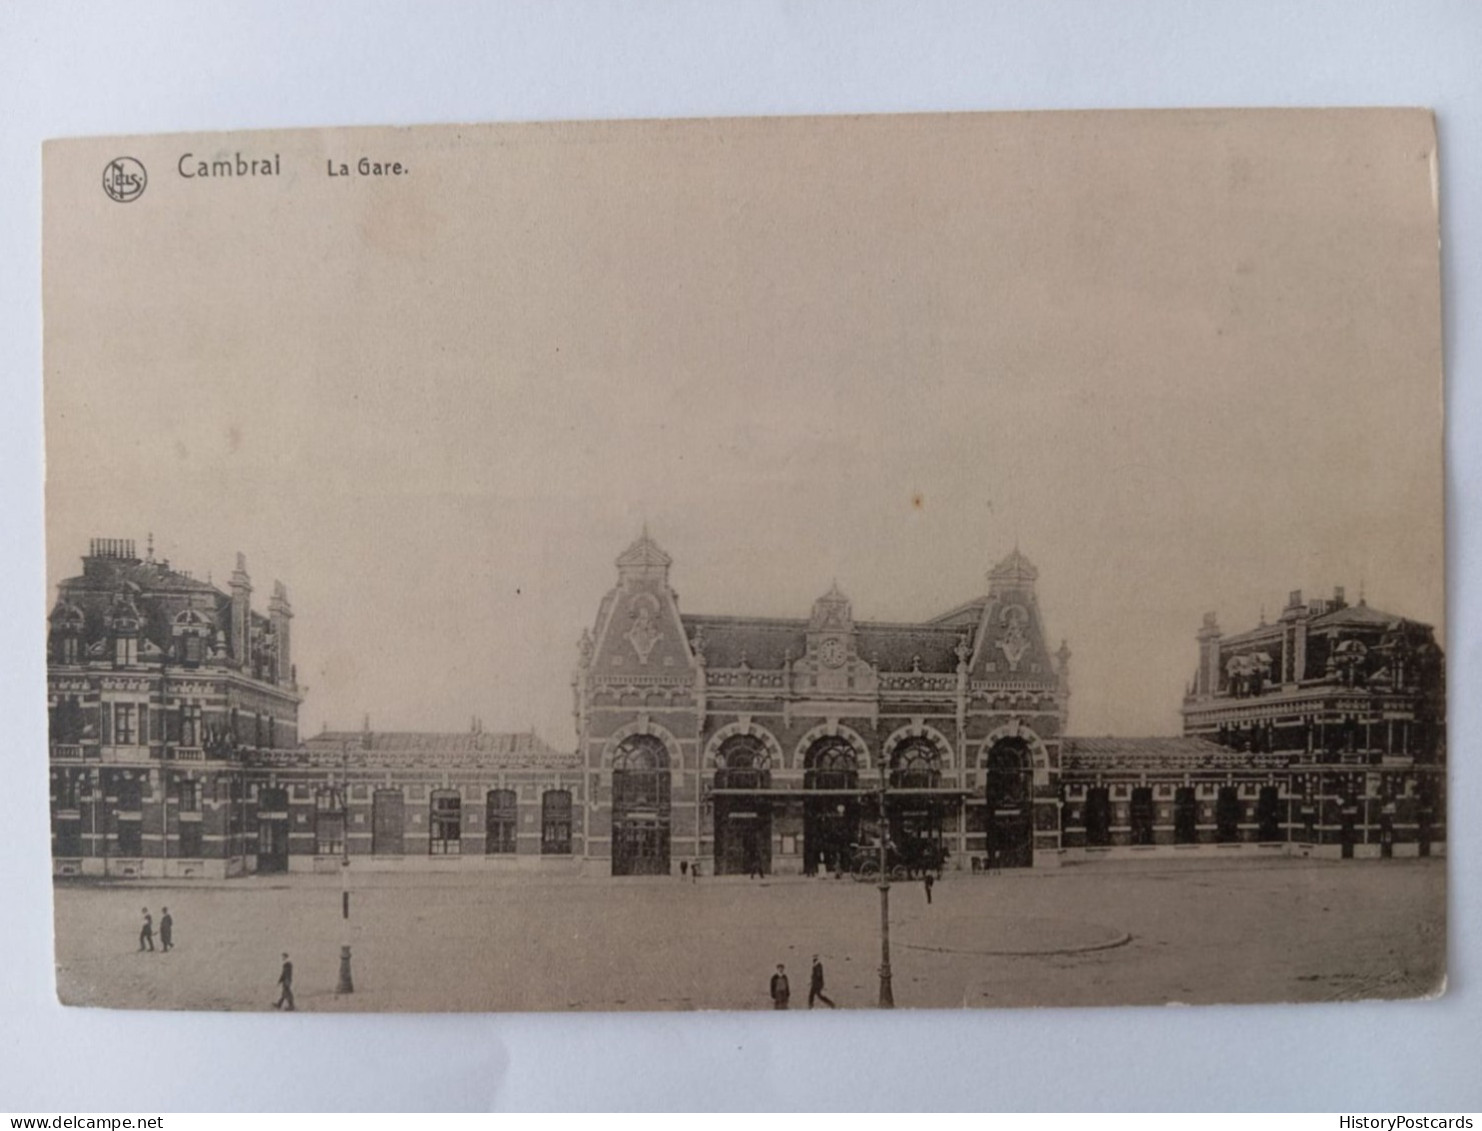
[877,761,894,1009]
[337,739,354,994]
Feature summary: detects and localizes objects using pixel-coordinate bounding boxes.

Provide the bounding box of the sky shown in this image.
[43,110,1445,747]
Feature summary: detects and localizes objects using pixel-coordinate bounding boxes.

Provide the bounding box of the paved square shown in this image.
[54,857,1445,1012]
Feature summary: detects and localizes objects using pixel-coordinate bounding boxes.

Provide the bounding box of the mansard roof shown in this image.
[680,613,968,673]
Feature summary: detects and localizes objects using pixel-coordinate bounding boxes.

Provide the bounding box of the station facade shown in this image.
[48,533,1446,878]
[574,531,1070,876]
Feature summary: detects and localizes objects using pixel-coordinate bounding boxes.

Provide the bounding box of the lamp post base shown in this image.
[336,945,354,994]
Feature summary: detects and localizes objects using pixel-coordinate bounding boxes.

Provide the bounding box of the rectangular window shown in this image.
[1216,786,1241,842]
[541,790,573,855]
[1174,786,1198,844]
[54,773,81,811]
[1257,785,1282,841]
[430,791,462,855]
[54,817,83,857]
[115,818,143,857]
[176,780,200,812]
[372,790,405,855]
[114,704,136,746]
[181,703,202,748]
[486,790,518,854]
[1130,787,1155,845]
[114,637,136,666]
[178,822,203,858]
[1084,787,1112,847]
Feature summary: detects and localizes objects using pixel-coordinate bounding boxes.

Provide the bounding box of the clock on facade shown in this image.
[819,637,847,668]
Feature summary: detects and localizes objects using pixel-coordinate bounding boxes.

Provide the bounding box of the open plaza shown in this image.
[54,855,1445,1013]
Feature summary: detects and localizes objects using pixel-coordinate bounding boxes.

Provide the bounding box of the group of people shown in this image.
[766,873,939,1010]
[136,906,173,952]
[769,955,837,1010]
[137,906,295,1012]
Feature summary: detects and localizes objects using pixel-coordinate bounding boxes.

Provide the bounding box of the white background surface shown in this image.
[2,1,1479,1112]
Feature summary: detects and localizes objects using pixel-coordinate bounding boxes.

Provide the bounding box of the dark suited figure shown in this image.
[159,907,173,952]
[808,955,837,1009]
[138,908,154,952]
[924,872,935,905]
[769,964,790,1010]
[275,953,296,1011]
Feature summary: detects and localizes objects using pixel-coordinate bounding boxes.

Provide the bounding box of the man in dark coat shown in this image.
[808,955,837,1009]
[924,871,936,905]
[769,963,790,1010]
[275,952,296,1011]
[138,908,154,952]
[159,907,173,952]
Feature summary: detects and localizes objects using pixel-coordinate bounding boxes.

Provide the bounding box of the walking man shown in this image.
[275,952,296,1011]
[808,954,837,1009]
[159,907,173,952]
[769,963,790,1010]
[924,871,935,905]
[138,908,154,952]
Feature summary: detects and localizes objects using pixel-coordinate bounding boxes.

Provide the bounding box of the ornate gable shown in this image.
[588,529,695,674]
[971,548,1055,682]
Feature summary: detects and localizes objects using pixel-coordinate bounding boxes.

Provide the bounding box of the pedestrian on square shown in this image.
[924,871,935,905]
[274,952,296,1011]
[691,858,699,882]
[138,908,154,952]
[770,963,790,1010]
[808,955,837,1009]
[159,907,173,952]
[680,860,688,878]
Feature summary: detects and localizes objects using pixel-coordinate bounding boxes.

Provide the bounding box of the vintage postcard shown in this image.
[43,110,1445,1012]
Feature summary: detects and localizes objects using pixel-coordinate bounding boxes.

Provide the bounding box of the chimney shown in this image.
[268,580,293,687]
[1196,612,1222,697]
[1333,585,1347,608]
[230,553,252,667]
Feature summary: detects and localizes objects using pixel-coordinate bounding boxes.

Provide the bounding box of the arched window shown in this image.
[804,740,858,790]
[715,735,771,791]
[429,790,462,855]
[612,735,670,810]
[890,740,941,789]
[541,790,573,855]
[486,789,518,854]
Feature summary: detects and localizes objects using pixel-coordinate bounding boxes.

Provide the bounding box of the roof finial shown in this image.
[146,532,154,562]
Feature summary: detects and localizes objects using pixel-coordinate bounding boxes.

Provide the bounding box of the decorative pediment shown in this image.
[809,581,853,632]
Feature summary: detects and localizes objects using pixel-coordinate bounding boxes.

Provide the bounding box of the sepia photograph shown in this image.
[43,108,1445,1015]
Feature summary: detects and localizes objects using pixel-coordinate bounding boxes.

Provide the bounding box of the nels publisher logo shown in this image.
[102,156,147,203]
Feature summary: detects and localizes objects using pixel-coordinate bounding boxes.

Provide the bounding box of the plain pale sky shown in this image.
[43,110,1444,746]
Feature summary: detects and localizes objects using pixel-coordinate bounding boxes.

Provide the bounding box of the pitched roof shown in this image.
[1310,602,1406,630]
[300,729,576,769]
[1062,735,1278,772]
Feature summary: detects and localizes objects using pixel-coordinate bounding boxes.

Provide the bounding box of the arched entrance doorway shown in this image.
[889,739,946,873]
[713,736,772,876]
[984,738,1034,868]
[611,735,671,876]
[803,738,860,875]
